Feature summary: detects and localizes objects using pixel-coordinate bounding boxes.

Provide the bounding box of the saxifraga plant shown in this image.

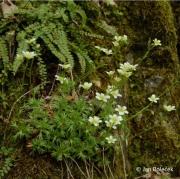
[12,35,178,178]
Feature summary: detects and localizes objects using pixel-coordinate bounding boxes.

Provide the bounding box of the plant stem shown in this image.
[7,85,40,122]
[119,136,127,179]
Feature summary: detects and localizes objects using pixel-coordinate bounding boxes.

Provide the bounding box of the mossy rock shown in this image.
[116,1,179,67]
[111,1,180,178]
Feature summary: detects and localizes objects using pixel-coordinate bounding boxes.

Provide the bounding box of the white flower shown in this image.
[59,63,71,70]
[119,62,138,71]
[114,36,121,42]
[95,46,101,50]
[104,0,116,6]
[148,94,159,103]
[95,46,112,55]
[103,49,112,55]
[80,82,92,90]
[36,44,40,48]
[106,135,117,144]
[115,105,128,115]
[114,35,128,44]
[117,69,132,78]
[22,51,37,59]
[26,38,36,44]
[105,120,118,129]
[163,104,176,112]
[112,41,119,47]
[109,114,123,123]
[106,85,122,98]
[105,114,123,129]
[117,62,138,78]
[114,77,121,82]
[7,31,15,36]
[55,75,69,84]
[106,85,113,94]
[106,71,115,76]
[88,116,102,127]
[96,92,110,102]
[121,35,128,42]
[152,38,162,46]
[109,90,122,99]
[114,35,127,42]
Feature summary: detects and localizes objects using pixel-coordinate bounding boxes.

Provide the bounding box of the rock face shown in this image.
[171,1,180,61]
[122,1,178,66]
[117,1,180,178]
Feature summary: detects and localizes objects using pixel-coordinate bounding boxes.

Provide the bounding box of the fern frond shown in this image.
[12,31,29,75]
[37,57,47,89]
[52,28,74,67]
[76,52,86,74]
[0,38,10,70]
[67,1,87,25]
[78,31,105,40]
[55,7,69,23]
[41,24,74,67]
[12,55,24,75]
[40,35,66,63]
[25,22,41,36]
[71,43,94,74]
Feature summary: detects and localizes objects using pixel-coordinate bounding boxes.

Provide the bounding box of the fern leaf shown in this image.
[12,31,28,75]
[41,35,66,63]
[42,24,74,67]
[37,57,47,88]
[76,52,86,74]
[71,43,94,74]
[67,1,87,25]
[53,28,74,67]
[0,38,10,70]
[12,55,24,75]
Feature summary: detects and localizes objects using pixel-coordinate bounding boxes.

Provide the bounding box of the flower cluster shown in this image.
[105,114,123,129]
[115,105,128,115]
[80,82,93,90]
[95,46,112,55]
[113,35,128,47]
[106,85,122,99]
[88,114,121,144]
[117,62,138,78]
[106,71,115,76]
[55,75,69,84]
[106,135,117,144]
[88,116,102,127]
[95,92,110,102]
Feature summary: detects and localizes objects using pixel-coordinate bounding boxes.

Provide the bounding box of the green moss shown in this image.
[117,1,179,68]
[111,1,180,177]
